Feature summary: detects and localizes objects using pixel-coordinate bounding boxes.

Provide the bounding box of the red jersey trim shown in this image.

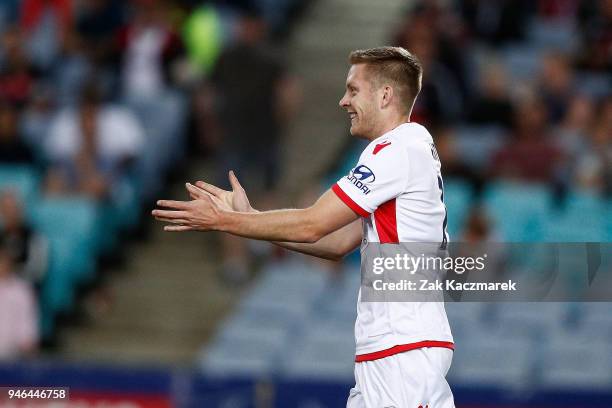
[355,341,455,362]
[374,199,398,243]
[332,184,370,217]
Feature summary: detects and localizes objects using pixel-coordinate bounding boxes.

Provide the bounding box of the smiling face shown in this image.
[339,64,382,140]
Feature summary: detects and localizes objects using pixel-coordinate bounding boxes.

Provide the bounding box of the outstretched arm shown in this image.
[153,188,359,243]
[275,218,362,261]
[152,172,362,260]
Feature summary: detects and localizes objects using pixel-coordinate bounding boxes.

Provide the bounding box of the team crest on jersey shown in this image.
[373,140,392,155]
[346,164,375,195]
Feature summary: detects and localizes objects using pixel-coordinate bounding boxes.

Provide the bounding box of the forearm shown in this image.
[262,213,361,261]
[219,208,323,243]
[273,227,359,261]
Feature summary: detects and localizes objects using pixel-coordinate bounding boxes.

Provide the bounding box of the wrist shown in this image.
[216,208,235,232]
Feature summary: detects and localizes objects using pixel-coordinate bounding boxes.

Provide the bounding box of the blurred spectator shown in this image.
[0,27,38,107]
[207,11,296,192]
[45,84,144,200]
[462,206,494,242]
[0,239,39,360]
[537,0,582,21]
[573,98,612,194]
[20,0,73,71]
[467,62,514,127]
[396,6,463,126]
[20,83,56,154]
[201,10,298,284]
[459,0,532,45]
[0,103,35,164]
[540,52,575,124]
[75,0,125,69]
[492,96,564,182]
[0,191,48,283]
[182,4,223,77]
[118,0,183,98]
[577,0,612,72]
[556,95,596,154]
[0,1,20,34]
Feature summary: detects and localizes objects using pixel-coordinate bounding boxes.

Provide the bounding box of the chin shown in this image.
[349,125,370,140]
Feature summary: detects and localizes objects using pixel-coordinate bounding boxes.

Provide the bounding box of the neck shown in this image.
[367,113,411,141]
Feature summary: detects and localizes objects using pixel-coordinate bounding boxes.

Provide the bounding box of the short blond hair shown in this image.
[349,46,422,113]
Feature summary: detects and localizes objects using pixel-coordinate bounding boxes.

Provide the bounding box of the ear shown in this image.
[380,85,393,109]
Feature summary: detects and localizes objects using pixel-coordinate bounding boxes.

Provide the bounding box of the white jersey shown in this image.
[332,122,454,361]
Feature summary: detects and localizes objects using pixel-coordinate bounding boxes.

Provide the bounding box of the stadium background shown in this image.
[0,0,610,406]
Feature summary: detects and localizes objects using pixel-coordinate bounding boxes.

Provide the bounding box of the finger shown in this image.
[155,217,191,224]
[152,209,190,219]
[194,181,225,197]
[186,183,211,199]
[228,170,244,191]
[164,225,194,232]
[156,200,191,210]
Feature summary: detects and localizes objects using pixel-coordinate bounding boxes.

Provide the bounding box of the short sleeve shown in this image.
[333,142,408,216]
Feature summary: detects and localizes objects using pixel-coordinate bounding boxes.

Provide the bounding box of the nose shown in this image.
[339,94,349,108]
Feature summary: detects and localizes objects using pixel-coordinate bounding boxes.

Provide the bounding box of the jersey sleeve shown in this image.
[332,143,408,216]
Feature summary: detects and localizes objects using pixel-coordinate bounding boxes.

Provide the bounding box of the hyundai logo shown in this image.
[351,165,375,183]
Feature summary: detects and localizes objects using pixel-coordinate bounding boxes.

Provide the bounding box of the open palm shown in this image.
[188,171,254,213]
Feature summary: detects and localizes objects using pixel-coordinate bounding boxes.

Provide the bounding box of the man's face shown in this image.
[339,64,380,139]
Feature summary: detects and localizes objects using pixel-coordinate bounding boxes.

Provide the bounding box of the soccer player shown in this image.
[153,46,455,408]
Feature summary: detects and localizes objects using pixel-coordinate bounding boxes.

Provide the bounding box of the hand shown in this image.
[152,194,225,232]
[191,171,255,213]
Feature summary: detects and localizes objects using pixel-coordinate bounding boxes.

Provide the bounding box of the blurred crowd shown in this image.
[0,0,608,359]
[0,0,304,357]
[391,0,611,197]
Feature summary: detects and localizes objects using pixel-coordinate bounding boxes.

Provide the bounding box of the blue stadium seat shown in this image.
[280,322,355,380]
[29,197,104,272]
[200,325,289,377]
[542,191,608,242]
[540,334,612,390]
[484,182,550,241]
[443,178,473,237]
[575,72,612,99]
[30,197,104,334]
[501,45,542,82]
[452,126,507,170]
[0,165,40,209]
[527,18,578,51]
[448,328,537,389]
[490,303,569,335]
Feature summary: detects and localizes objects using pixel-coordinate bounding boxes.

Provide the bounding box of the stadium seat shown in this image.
[200,325,289,377]
[489,303,569,335]
[281,318,355,380]
[575,72,612,99]
[443,178,473,237]
[0,165,40,209]
[501,45,542,82]
[448,329,537,389]
[29,197,104,275]
[452,126,507,171]
[540,334,612,390]
[484,181,550,241]
[542,192,607,242]
[527,18,578,52]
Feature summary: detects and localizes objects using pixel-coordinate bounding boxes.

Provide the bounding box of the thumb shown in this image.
[228,170,244,191]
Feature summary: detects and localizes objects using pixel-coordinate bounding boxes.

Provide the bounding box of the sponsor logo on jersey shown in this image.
[373,140,392,155]
[346,164,375,194]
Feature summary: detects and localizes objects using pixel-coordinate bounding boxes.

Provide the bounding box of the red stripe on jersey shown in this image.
[374,199,398,243]
[332,184,370,217]
[355,341,455,362]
